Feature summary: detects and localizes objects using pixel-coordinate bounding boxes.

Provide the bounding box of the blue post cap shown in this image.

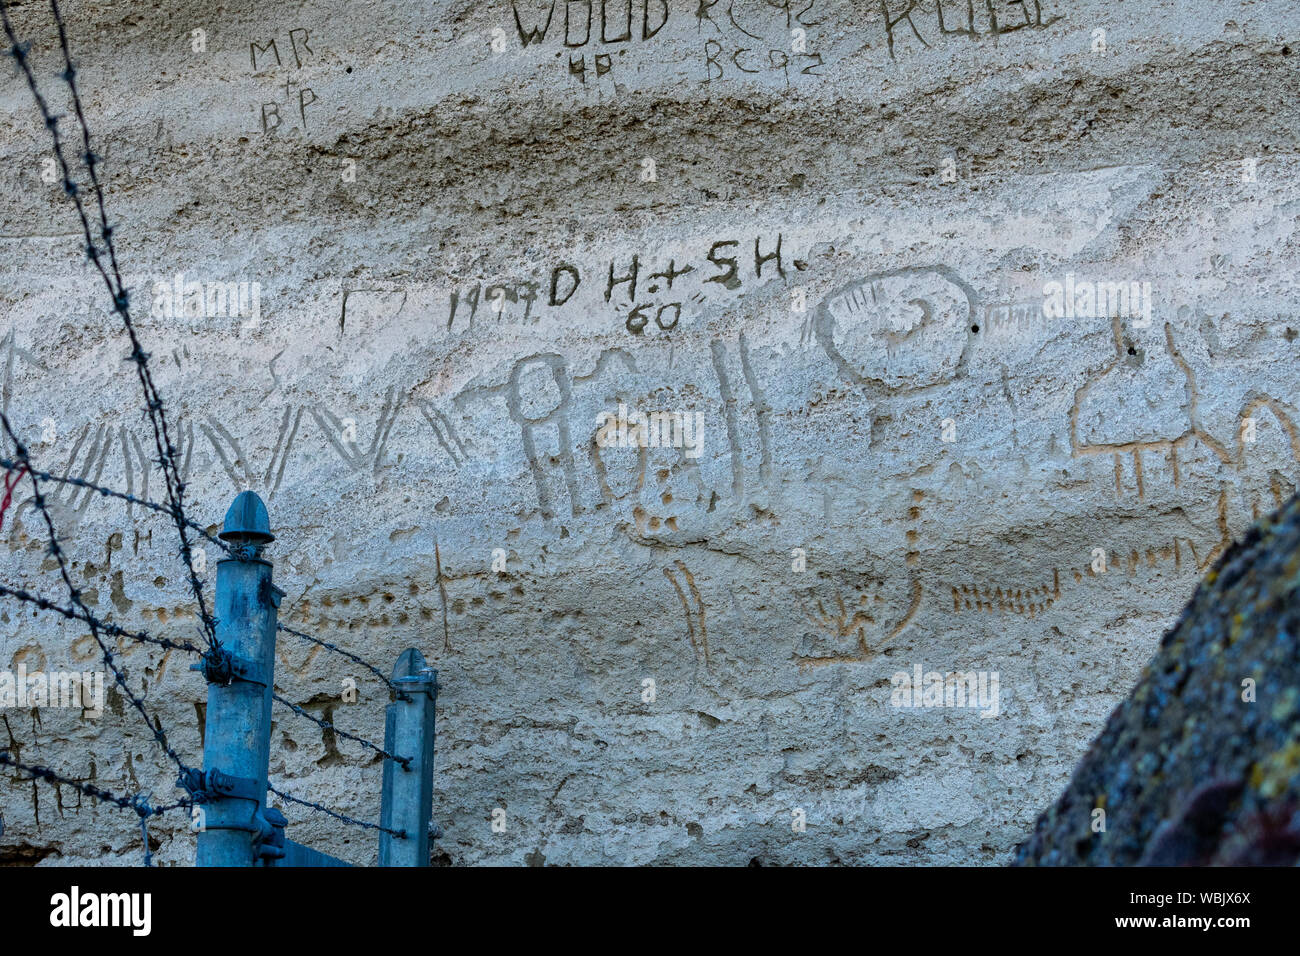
[219,490,274,544]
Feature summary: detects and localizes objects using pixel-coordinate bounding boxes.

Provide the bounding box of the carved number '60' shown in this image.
[626,301,682,334]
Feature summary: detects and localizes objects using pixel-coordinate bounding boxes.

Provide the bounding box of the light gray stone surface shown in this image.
[0,0,1298,865]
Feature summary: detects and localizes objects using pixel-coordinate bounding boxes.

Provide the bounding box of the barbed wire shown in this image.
[277,622,400,693]
[0,751,190,817]
[0,0,426,865]
[0,569,406,771]
[0,463,404,694]
[0,751,190,865]
[0,582,199,654]
[1,497,407,764]
[0,517,407,773]
[48,0,123,292]
[49,0,212,646]
[0,579,406,770]
[0,415,197,783]
[0,486,411,865]
[272,692,411,768]
[0,567,411,767]
[1,455,402,689]
[0,0,218,651]
[0,568,412,851]
[268,782,406,839]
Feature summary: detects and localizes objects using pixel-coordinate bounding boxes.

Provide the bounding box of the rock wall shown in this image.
[0,0,1298,865]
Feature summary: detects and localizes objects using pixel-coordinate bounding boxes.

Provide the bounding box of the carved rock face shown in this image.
[3,0,1300,870]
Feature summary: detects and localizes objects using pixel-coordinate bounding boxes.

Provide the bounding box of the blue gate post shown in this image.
[194,491,283,866]
[379,648,437,866]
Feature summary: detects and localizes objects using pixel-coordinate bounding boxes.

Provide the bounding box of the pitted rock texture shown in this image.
[1016,492,1300,866]
[0,0,1298,865]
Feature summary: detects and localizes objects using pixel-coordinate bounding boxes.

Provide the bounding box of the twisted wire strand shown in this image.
[0,751,190,816]
[0,456,230,552]
[0,582,199,653]
[277,622,399,693]
[272,692,411,768]
[0,750,191,865]
[268,782,406,839]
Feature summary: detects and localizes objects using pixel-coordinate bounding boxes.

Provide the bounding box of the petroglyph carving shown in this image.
[507,354,582,520]
[416,400,471,469]
[589,400,648,506]
[802,585,885,657]
[709,334,774,501]
[263,406,304,498]
[1070,319,1227,482]
[815,265,979,391]
[14,422,112,530]
[310,386,401,476]
[1,329,48,418]
[796,491,925,667]
[663,559,708,668]
[1070,320,1298,529]
[951,569,1060,617]
[797,573,920,667]
[1230,396,1300,522]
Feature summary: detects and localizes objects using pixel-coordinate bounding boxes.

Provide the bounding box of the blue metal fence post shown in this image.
[194,491,283,866]
[379,648,437,866]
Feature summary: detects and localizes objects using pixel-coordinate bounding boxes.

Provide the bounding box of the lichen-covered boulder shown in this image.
[1016,494,1300,866]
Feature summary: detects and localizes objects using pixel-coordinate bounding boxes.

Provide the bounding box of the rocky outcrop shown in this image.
[1017,494,1300,865]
